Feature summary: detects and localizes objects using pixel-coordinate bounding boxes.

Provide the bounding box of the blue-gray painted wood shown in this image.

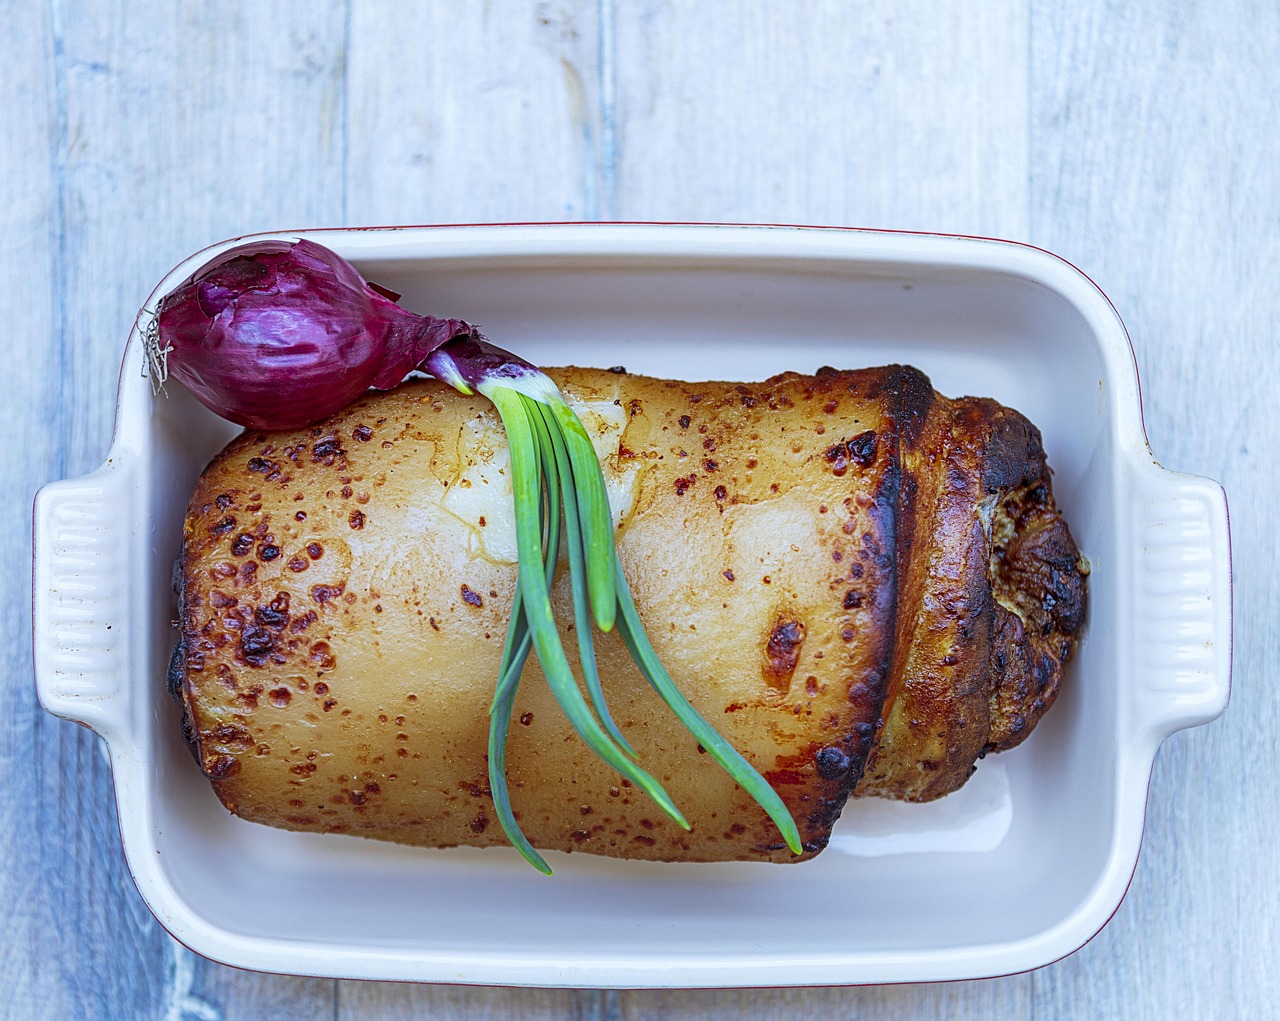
[3,0,1274,1017]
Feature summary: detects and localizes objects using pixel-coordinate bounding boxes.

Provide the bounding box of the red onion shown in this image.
[152,239,478,430]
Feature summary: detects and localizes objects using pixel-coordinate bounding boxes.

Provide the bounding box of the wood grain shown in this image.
[341,983,601,1021]
[346,2,611,223]
[611,0,1030,235]
[3,0,1275,1017]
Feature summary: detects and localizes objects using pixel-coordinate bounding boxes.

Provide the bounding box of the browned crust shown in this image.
[853,392,1086,802]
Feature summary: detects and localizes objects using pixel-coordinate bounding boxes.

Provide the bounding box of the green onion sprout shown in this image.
[428,339,803,872]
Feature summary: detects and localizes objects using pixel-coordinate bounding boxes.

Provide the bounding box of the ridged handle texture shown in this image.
[1129,462,1232,746]
[32,463,136,742]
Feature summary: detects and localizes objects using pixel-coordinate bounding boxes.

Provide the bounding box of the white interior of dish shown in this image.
[123,227,1129,983]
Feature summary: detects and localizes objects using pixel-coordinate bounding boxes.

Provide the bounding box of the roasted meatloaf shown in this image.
[170,365,1086,863]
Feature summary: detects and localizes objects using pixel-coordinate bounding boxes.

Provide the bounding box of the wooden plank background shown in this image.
[3,0,1274,1017]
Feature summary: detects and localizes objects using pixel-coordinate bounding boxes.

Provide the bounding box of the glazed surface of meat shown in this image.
[172,365,1086,862]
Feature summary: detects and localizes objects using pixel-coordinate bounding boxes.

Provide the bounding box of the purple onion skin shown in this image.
[157,239,478,431]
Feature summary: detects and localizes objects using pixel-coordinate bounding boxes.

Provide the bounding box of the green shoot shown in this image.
[533,400,633,756]
[423,337,801,871]
[485,413,560,875]
[547,400,617,632]
[481,386,689,870]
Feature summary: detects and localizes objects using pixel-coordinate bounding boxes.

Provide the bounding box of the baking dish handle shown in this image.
[32,459,138,745]
[1128,460,1232,747]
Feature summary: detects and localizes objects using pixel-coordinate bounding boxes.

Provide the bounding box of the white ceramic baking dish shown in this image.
[33,224,1231,987]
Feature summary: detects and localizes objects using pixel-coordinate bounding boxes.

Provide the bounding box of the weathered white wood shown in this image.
[346,2,611,223]
[611,0,1031,236]
[341,982,603,1020]
[616,981,1035,1020]
[3,0,1277,1017]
